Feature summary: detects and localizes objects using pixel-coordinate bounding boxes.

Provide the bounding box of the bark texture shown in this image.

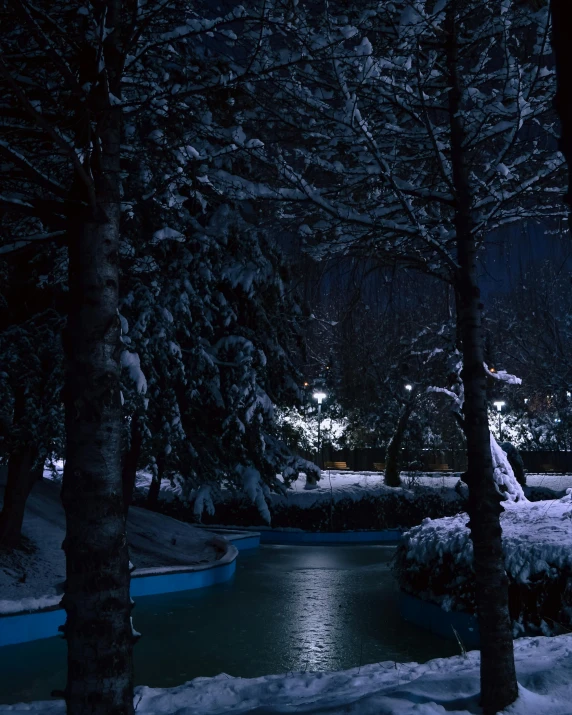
[384,403,414,488]
[446,6,518,713]
[60,3,134,711]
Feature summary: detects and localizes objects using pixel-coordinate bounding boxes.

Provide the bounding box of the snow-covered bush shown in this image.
[395,493,572,635]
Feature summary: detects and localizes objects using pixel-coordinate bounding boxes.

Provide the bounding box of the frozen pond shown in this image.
[0,544,458,704]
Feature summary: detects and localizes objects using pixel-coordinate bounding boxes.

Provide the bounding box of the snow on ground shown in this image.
[283,470,572,497]
[402,490,572,586]
[132,468,572,510]
[0,472,222,614]
[1,634,572,714]
[279,470,459,504]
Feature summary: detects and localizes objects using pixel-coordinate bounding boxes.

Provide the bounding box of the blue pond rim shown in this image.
[0,542,242,648]
[399,591,480,649]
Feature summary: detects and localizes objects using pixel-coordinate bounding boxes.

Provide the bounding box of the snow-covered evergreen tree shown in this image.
[120,202,318,519]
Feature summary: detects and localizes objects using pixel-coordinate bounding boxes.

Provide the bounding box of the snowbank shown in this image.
[396,492,572,634]
[1,634,572,714]
[0,474,223,613]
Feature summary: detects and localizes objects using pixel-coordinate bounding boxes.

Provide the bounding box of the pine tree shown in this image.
[120,202,317,517]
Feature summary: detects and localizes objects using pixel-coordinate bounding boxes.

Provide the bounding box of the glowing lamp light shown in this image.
[405,384,413,391]
[493,401,505,412]
[313,391,327,405]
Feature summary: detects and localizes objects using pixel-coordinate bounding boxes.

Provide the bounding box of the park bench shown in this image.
[324,461,349,470]
[372,462,386,471]
[428,463,453,472]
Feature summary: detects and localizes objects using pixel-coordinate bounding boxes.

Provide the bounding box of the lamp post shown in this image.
[313,391,326,468]
[493,401,505,441]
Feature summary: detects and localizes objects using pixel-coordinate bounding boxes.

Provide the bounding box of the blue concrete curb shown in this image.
[258,529,403,545]
[192,527,261,551]
[0,607,66,648]
[226,534,260,551]
[0,553,237,648]
[130,557,236,598]
[399,591,480,649]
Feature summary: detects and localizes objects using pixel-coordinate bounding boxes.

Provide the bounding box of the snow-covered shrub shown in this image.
[395,493,572,635]
[141,482,466,532]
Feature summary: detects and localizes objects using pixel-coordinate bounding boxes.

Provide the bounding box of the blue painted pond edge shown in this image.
[0,546,239,648]
[399,591,480,649]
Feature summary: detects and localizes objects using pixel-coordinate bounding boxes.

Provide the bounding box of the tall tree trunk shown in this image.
[384,403,414,487]
[446,6,517,713]
[60,4,134,710]
[122,415,142,517]
[0,445,40,549]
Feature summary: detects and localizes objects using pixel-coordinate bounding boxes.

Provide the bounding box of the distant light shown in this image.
[405,384,413,391]
[493,401,505,412]
[313,391,326,404]
[524,398,529,404]
[567,392,571,398]
[489,367,496,373]
[304,382,309,387]
[555,418,561,423]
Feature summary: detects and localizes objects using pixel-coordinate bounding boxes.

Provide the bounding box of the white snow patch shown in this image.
[402,492,572,586]
[0,474,222,611]
[120,350,148,394]
[152,227,185,243]
[237,465,271,524]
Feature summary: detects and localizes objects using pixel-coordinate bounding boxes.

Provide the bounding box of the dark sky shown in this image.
[480,222,572,298]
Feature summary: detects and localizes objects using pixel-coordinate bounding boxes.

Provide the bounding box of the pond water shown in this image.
[0,545,458,704]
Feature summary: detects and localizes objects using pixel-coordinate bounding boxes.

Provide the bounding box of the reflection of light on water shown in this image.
[286,551,347,672]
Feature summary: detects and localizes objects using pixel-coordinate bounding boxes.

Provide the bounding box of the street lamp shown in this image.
[405,384,412,392]
[313,391,327,468]
[493,401,505,441]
